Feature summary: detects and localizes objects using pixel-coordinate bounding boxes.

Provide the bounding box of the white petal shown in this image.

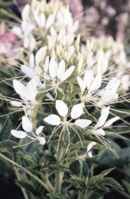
[29,35,36,51]
[101,78,120,105]
[22,21,34,35]
[38,15,46,27]
[56,100,68,117]
[57,60,65,80]
[36,47,47,66]
[89,74,102,93]
[12,26,22,38]
[11,130,27,139]
[87,141,96,152]
[13,80,27,100]
[44,114,61,126]
[21,65,35,78]
[26,78,39,101]
[77,77,84,92]
[49,58,58,79]
[24,34,36,51]
[95,107,110,128]
[22,116,33,132]
[104,116,120,128]
[71,103,84,119]
[10,101,22,107]
[37,136,46,145]
[97,51,110,74]
[121,75,129,91]
[44,56,49,73]
[87,141,96,157]
[60,65,75,82]
[36,126,44,135]
[106,78,119,92]
[46,14,55,29]
[94,129,105,136]
[74,119,92,128]
[29,54,35,68]
[22,4,30,21]
[84,69,94,90]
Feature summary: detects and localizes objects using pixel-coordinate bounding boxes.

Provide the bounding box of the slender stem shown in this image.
[14,167,29,199]
[0,8,21,22]
[55,128,65,193]
[55,171,64,193]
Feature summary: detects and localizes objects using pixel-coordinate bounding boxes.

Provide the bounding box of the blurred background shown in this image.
[0,0,130,41]
[0,0,130,59]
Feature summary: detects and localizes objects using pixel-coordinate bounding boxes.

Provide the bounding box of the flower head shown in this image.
[11,115,46,145]
[12,77,41,104]
[44,100,92,129]
[94,106,120,136]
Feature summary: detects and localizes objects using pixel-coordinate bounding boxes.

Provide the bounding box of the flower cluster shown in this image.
[10,0,129,156]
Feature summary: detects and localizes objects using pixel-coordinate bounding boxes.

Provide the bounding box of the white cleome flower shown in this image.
[21,47,47,79]
[77,69,102,94]
[11,115,46,145]
[12,77,41,104]
[98,78,120,106]
[94,106,120,136]
[44,100,92,129]
[44,58,75,83]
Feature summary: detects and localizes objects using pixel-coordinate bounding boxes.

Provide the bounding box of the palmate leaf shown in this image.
[65,168,125,199]
[123,180,130,195]
[102,178,130,199]
[89,174,122,190]
[89,177,129,199]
